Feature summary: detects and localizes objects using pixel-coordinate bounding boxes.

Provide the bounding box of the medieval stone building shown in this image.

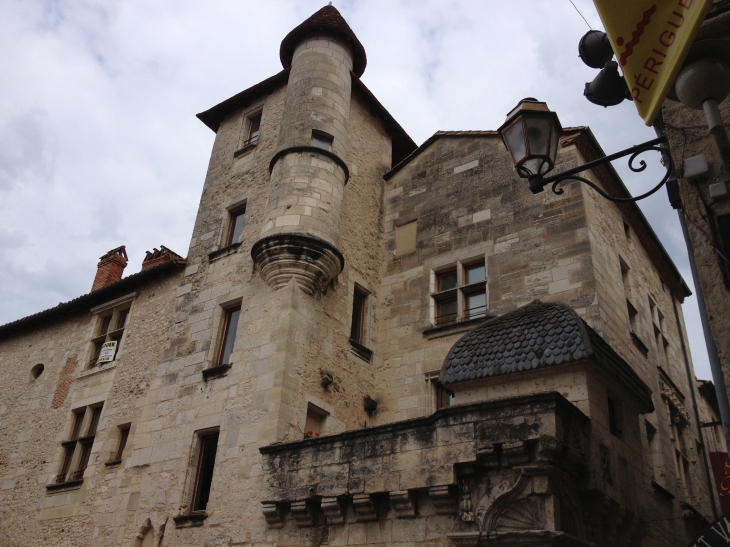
[0,6,719,547]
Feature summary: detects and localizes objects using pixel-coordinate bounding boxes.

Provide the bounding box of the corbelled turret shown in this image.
[251,5,364,296]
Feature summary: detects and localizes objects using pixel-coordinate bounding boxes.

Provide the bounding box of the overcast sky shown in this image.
[0,0,713,380]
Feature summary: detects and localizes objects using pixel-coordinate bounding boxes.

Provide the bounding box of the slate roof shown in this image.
[279,5,367,77]
[439,300,654,412]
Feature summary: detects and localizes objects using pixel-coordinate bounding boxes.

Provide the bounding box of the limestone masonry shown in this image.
[0,6,723,547]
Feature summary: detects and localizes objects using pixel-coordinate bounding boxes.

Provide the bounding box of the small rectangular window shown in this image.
[192,432,219,512]
[226,205,247,246]
[350,288,367,344]
[247,113,261,145]
[99,315,112,336]
[115,425,130,461]
[304,404,328,437]
[217,307,241,367]
[608,397,622,438]
[116,309,129,329]
[435,383,455,409]
[311,130,333,151]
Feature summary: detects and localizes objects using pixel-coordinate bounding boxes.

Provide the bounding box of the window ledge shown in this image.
[104,459,122,467]
[234,141,257,158]
[46,479,83,492]
[631,331,649,357]
[202,364,232,381]
[349,340,372,362]
[79,361,117,379]
[651,479,675,500]
[173,512,208,528]
[208,242,241,263]
[423,315,493,340]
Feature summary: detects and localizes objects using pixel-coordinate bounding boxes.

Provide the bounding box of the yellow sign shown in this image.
[593,0,712,125]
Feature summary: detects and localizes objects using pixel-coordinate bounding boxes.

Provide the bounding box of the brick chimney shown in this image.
[91,246,128,291]
[141,245,185,271]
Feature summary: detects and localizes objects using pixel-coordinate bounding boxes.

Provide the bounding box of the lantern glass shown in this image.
[498,99,562,180]
[503,119,526,166]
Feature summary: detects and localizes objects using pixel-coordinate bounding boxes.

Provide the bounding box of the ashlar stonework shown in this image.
[0,5,721,547]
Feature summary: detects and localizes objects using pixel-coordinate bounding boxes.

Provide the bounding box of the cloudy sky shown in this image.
[0,0,712,379]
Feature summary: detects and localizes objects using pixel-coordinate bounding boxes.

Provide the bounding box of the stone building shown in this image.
[662,1,730,444]
[0,5,719,547]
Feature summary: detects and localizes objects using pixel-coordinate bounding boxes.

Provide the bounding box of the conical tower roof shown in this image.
[280,5,367,77]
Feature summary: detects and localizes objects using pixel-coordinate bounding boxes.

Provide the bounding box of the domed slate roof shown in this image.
[439,300,653,412]
[280,5,367,77]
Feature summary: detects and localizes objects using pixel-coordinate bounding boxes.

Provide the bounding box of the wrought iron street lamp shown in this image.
[498,98,675,203]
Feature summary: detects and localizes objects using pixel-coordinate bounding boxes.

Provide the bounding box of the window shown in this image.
[225,204,246,247]
[89,303,131,368]
[607,396,623,438]
[304,404,328,438]
[234,111,262,157]
[649,296,671,367]
[432,260,487,326]
[311,130,333,151]
[109,424,130,464]
[350,287,367,344]
[55,404,103,484]
[645,420,659,480]
[435,382,455,409]
[191,431,219,512]
[216,307,241,367]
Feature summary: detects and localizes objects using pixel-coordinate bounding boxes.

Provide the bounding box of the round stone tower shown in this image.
[251,5,367,296]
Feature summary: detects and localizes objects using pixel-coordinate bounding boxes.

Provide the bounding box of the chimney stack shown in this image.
[141,245,185,271]
[91,246,128,291]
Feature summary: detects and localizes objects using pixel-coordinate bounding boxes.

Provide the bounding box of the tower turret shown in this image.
[251,5,366,296]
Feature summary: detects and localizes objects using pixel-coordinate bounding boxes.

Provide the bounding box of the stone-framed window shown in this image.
[106,423,131,466]
[216,306,241,368]
[52,403,104,487]
[224,202,247,247]
[425,372,455,411]
[88,294,135,368]
[348,283,373,362]
[311,130,333,151]
[188,429,219,514]
[648,295,670,367]
[234,108,262,157]
[431,259,487,326]
[304,403,328,438]
[607,394,624,439]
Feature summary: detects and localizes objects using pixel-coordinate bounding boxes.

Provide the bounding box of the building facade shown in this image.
[0,6,719,547]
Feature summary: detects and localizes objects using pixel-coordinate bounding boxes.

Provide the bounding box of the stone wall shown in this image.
[0,271,181,546]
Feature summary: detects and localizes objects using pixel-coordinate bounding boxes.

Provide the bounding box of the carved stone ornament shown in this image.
[261,501,285,528]
[459,479,475,522]
[429,485,457,515]
[251,233,344,296]
[321,496,348,524]
[352,493,379,522]
[390,490,417,518]
[290,499,317,527]
[659,377,690,424]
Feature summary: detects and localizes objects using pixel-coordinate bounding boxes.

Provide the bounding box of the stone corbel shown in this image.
[321,495,349,525]
[502,441,531,465]
[352,493,379,522]
[290,499,319,527]
[261,501,286,528]
[429,485,457,515]
[390,490,417,518]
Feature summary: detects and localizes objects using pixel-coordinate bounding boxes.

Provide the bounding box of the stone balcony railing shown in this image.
[259,391,610,546]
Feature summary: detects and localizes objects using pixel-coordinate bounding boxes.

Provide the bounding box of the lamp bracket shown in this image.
[529,135,674,203]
